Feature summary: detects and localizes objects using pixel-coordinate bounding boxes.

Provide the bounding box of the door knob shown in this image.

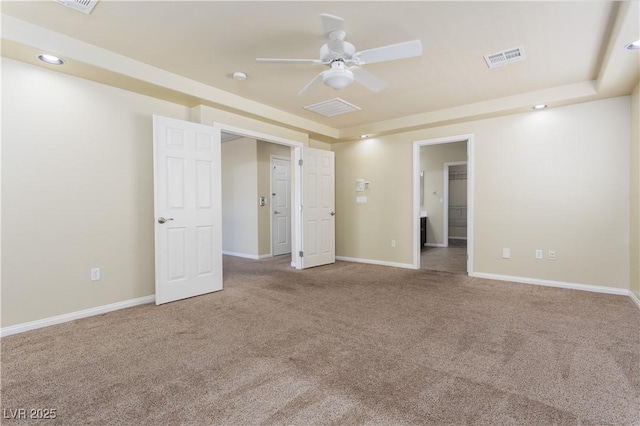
[274,210,281,214]
[330,211,336,216]
[158,217,174,224]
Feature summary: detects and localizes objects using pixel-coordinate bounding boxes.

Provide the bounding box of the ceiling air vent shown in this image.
[304,98,361,117]
[484,46,526,69]
[56,0,99,14]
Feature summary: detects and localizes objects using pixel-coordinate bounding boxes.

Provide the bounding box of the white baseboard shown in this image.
[258,254,273,259]
[336,256,415,270]
[223,251,259,260]
[629,291,640,311]
[1,295,155,338]
[470,272,629,296]
[425,243,447,248]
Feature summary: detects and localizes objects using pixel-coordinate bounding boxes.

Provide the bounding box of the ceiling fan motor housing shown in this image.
[320,42,356,63]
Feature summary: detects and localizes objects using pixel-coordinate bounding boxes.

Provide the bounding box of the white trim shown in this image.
[629,291,640,311]
[222,251,260,260]
[413,134,474,274]
[425,243,447,248]
[470,272,629,295]
[258,254,273,259]
[0,295,155,338]
[336,256,415,270]
[214,122,303,270]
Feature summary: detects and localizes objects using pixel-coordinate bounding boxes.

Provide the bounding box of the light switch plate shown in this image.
[91,267,101,281]
[356,196,367,204]
[502,248,511,259]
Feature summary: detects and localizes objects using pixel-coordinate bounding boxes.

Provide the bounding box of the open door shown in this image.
[153,115,223,304]
[302,147,335,268]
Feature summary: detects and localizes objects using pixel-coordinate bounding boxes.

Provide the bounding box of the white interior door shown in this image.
[302,147,335,268]
[272,157,291,256]
[153,115,222,305]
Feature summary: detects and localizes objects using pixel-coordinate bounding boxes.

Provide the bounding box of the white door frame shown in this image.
[271,154,292,256]
[213,122,304,269]
[443,161,468,247]
[412,134,474,273]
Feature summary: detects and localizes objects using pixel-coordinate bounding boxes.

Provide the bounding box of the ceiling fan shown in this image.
[256,13,423,95]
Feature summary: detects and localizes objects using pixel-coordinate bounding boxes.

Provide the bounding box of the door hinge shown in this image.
[299,251,304,257]
[298,159,303,166]
[299,205,303,211]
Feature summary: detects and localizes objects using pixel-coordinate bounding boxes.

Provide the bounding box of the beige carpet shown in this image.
[2,255,639,425]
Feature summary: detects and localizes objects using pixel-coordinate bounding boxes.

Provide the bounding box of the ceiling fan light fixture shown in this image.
[323,67,354,90]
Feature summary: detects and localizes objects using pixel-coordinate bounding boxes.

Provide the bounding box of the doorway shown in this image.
[412,134,474,274]
[218,124,302,269]
[216,122,335,270]
[221,134,294,260]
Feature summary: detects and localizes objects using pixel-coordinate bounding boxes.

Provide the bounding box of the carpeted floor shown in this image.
[2,255,639,425]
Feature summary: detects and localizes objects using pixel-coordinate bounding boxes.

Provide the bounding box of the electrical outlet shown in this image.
[548,250,556,261]
[535,249,543,259]
[502,248,511,259]
[391,240,396,248]
[91,268,101,281]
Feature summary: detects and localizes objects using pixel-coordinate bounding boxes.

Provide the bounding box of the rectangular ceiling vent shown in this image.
[304,98,361,117]
[484,46,526,69]
[56,0,99,14]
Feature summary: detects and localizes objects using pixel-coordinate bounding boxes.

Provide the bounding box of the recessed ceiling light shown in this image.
[37,54,65,65]
[360,135,369,139]
[625,40,640,50]
[532,104,548,110]
[232,72,247,81]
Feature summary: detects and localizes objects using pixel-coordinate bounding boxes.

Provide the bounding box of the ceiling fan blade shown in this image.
[320,13,344,37]
[354,40,423,65]
[351,67,388,92]
[256,58,324,64]
[298,71,325,95]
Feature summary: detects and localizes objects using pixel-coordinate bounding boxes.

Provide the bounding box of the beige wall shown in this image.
[221,138,259,256]
[333,138,414,265]
[191,105,309,146]
[420,142,467,245]
[257,141,291,256]
[334,96,631,289]
[630,83,640,299]
[309,139,332,151]
[1,58,190,327]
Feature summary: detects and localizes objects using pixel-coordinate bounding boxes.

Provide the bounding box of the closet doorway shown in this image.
[412,134,474,274]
